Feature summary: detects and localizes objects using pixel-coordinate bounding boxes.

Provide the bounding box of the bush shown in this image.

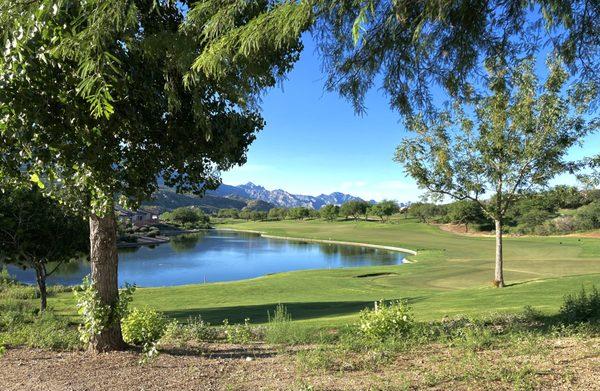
[0,306,79,350]
[223,318,256,344]
[0,283,37,300]
[358,300,413,341]
[552,215,577,232]
[75,278,135,346]
[574,202,600,230]
[265,304,309,345]
[160,316,218,346]
[122,307,168,363]
[122,307,168,346]
[0,267,16,286]
[559,285,600,323]
[119,233,138,243]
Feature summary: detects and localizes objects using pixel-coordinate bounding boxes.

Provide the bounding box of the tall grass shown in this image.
[266,304,314,345]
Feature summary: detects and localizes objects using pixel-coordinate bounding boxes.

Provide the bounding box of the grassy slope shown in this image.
[51,219,600,326]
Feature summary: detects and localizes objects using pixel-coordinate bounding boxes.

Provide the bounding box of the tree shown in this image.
[574,202,600,230]
[218,208,240,219]
[239,210,252,221]
[0,188,88,311]
[409,202,439,223]
[396,60,596,287]
[548,186,585,209]
[250,210,267,221]
[192,1,599,117]
[192,0,600,193]
[320,204,340,221]
[447,200,487,232]
[161,207,209,228]
[287,207,310,220]
[370,200,400,222]
[267,207,287,220]
[0,1,299,351]
[340,200,369,220]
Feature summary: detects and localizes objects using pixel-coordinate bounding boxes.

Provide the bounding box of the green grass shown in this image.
[48,219,600,328]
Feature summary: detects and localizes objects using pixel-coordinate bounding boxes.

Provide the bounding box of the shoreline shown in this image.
[215,227,418,258]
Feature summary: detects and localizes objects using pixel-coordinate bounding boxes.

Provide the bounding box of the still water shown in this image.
[9,230,405,287]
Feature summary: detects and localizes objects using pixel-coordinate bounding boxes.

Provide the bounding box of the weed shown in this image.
[265,304,310,345]
[223,318,255,344]
[559,285,600,323]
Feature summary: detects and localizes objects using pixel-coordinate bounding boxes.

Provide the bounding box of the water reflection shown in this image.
[170,232,206,252]
[8,230,405,287]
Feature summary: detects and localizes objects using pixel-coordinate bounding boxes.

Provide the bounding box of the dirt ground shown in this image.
[1,338,599,391]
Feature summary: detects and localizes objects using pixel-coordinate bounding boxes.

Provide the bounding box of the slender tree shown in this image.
[0,1,300,351]
[0,188,88,311]
[396,60,597,287]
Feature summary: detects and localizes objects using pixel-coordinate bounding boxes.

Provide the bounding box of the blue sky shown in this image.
[222,36,600,203]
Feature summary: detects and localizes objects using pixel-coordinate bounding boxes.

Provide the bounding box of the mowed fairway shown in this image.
[51,219,600,326]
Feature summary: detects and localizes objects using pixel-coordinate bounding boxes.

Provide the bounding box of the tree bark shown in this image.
[89,211,126,352]
[494,219,505,287]
[33,262,47,312]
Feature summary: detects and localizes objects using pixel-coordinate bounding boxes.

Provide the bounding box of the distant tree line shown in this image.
[214,200,403,222]
[161,207,210,230]
[409,186,600,235]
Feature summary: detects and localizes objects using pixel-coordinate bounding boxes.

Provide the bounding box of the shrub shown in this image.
[358,300,413,341]
[160,316,218,346]
[122,307,168,346]
[265,304,309,345]
[574,202,600,230]
[118,232,138,242]
[559,285,600,323]
[223,318,255,344]
[185,316,218,342]
[0,284,37,300]
[0,267,16,286]
[122,307,168,363]
[0,311,79,350]
[74,277,135,346]
[552,216,577,233]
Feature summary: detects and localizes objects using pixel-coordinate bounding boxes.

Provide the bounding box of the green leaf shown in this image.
[352,8,368,46]
[29,173,45,189]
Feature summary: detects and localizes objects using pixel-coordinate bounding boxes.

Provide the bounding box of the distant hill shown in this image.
[143,188,247,213]
[243,199,275,212]
[144,182,373,212]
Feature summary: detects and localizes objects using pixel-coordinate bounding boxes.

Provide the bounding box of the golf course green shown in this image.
[51,218,600,327]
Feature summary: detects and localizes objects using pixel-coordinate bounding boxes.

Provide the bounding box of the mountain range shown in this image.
[208,182,373,210]
[144,182,373,212]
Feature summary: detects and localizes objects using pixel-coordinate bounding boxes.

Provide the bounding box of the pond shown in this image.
[8,230,406,287]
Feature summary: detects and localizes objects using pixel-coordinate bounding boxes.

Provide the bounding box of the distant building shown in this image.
[116,206,158,226]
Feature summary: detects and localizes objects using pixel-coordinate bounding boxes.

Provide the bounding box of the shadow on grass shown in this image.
[163,297,426,324]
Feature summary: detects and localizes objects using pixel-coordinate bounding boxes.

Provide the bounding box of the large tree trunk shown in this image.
[494,219,505,287]
[33,262,47,312]
[89,211,126,352]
